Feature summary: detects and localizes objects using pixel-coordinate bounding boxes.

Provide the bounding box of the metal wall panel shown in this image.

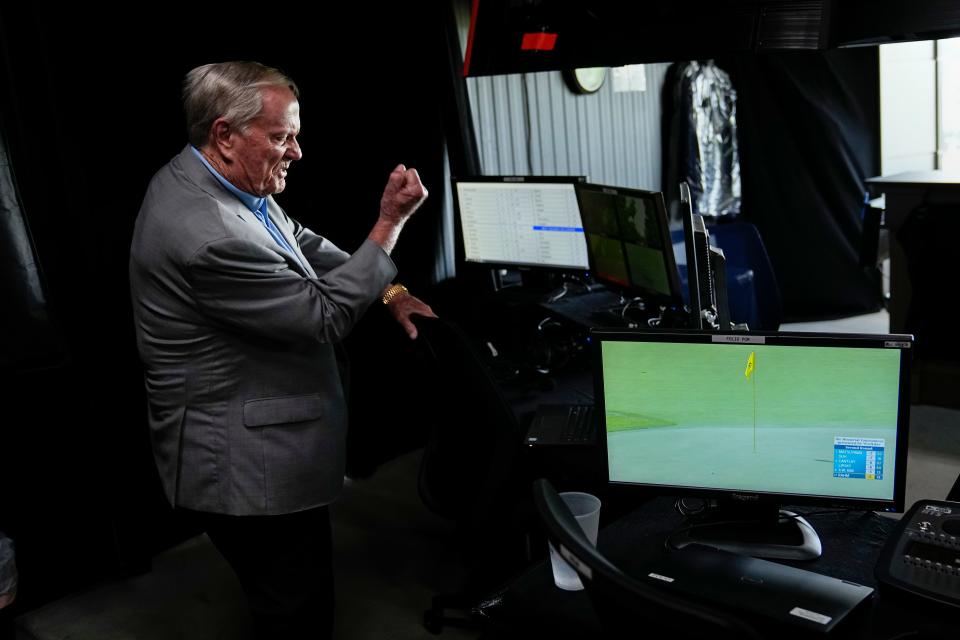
[466,64,669,190]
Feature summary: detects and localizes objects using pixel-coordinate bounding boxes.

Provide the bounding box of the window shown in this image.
[880,37,960,174]
[938,38,960,172]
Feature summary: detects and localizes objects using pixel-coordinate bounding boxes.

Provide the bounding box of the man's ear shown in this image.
[210,118,234,156]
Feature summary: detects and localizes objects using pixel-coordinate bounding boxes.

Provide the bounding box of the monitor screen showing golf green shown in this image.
[594,331,912,510]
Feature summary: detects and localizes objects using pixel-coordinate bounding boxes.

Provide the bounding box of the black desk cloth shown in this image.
[478,497,956,639]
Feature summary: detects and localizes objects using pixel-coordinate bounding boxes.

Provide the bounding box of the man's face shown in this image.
[230,85,302,196]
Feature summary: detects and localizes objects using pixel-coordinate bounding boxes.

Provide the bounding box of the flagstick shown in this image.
[753,368,757,453]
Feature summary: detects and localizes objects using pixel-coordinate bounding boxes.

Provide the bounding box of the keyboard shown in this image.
[525,404,596,447]
[644,544,874,634]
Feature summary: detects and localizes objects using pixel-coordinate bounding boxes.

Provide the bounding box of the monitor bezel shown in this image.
[590,328,913,513]
[575,182,684,306]
[679,182,704,328]
[451,175,591,273]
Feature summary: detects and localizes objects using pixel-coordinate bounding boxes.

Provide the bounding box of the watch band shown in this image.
[381,283,409,305]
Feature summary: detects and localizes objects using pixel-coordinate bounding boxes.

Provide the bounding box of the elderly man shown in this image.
[129,60,435,638]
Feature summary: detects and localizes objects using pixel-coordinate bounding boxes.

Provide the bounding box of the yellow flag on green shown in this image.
[745,351,755,379]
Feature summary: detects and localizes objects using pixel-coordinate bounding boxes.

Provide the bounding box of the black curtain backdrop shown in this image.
[718,49,883,320]
[0,122,65,372]
[0,5,450,611]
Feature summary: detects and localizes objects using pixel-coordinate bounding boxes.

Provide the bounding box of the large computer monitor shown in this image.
[453,176,590,271]
[575,183,683,306]
[592,329,912,560]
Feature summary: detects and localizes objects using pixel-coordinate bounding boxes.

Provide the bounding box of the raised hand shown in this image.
[379,164,428,223]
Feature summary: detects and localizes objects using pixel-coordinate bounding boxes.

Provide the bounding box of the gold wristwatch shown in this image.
[381,283,409,305]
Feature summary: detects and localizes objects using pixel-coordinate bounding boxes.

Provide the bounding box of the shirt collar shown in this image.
[191,146,266,214]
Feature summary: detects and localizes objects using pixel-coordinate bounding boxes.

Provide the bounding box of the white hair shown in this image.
[183,61,299,147]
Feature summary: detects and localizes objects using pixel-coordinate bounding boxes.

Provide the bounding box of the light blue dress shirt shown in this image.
[191,146,306,271]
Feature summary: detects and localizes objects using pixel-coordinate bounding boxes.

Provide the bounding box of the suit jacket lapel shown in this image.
[266,199,317,278]
[176,145,315,278]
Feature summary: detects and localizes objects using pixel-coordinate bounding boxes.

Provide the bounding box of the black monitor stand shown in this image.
[669,500,822,561]
[519,269,560,292]
[489,268,556,301]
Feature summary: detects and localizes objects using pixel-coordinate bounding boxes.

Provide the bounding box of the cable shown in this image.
[545,282,569,303]
[881,632,921,640]
[560,273,596,293]
[521,73,534,174]
[782,507,870,519]
[674,497,708,517]
[574,389,594,403]
[618,297,646,317]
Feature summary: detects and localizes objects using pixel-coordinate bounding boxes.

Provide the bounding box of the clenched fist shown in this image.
[379,164,428,223]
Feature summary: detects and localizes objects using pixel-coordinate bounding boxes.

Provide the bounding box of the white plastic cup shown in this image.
[548,491,601,591]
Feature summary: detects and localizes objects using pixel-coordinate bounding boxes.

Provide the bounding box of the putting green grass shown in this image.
[601,342,901,431]
[605,411,676,432]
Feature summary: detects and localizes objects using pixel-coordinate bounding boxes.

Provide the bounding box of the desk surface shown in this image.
[482,497,955,639]
[468,305,954,637]
[866,170,960,187]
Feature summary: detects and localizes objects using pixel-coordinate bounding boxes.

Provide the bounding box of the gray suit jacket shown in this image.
[129,145,396,515]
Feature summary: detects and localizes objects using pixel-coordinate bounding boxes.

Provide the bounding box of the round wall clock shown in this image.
[563,67,607,94]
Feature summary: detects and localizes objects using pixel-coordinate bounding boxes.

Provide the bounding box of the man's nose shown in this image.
[286,137,302,161]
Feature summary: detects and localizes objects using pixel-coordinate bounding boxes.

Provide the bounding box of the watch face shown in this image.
[566,67,607,94]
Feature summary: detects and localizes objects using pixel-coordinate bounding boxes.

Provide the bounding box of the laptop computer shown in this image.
[525,403,597,447]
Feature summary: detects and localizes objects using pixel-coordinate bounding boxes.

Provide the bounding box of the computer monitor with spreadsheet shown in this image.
[575,183,683,305]
[592,329,912,560]
[453,176,590,271]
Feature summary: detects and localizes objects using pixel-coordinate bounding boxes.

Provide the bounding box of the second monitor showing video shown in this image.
[576,183,682,305]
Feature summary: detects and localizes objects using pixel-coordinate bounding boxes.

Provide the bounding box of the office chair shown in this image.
[947,472,960,503]
[707,222,782,330]
[414,317,529,634]
[532,478,763,640]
